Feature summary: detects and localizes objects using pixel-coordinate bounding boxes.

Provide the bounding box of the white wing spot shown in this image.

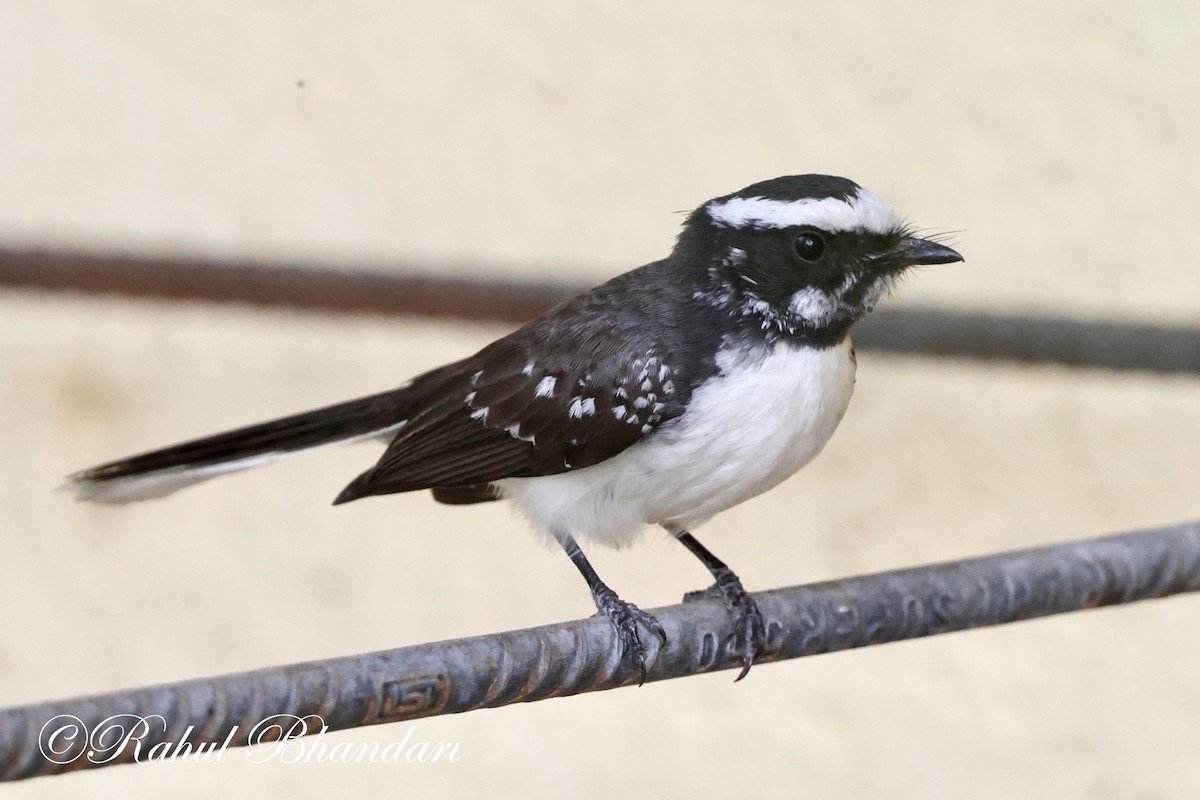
[568,396,596,419]
[470,407,489,422]
[633,397,650,409]
[613,405,627,420]
[471,370,483,385]
[522,362,536,376]
[640,379,653,392]
[504,424,534,442]
[465,391,477,404]
[535,376,557,397]
[662,380,674,395]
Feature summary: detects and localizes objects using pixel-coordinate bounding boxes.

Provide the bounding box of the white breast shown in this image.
[499,338,857,547]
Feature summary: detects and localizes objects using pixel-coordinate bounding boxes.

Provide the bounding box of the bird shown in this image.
[65,174,962,682]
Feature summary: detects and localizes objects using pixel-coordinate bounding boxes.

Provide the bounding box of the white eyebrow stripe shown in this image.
[706,187,900,234]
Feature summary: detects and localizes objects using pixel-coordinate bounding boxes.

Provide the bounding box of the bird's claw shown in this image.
[592,584,666,685]
[684,571,765,681]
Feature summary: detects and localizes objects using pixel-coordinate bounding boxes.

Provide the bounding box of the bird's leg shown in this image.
[555,531,666,685]
[670,527,765,681]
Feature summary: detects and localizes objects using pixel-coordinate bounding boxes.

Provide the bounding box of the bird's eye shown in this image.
[793,232,826,262]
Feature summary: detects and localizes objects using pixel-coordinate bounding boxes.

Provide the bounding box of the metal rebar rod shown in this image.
[3,246,1200,374]
[2,519,1198,781]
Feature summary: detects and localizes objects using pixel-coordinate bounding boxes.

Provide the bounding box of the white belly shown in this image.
[499,338,857,547]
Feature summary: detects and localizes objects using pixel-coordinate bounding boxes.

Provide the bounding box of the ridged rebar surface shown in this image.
[3,520,1198,781]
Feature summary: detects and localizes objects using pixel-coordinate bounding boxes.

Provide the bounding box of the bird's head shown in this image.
[678,174,962,344]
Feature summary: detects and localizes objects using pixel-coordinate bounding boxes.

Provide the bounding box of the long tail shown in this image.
[63,388,412,504]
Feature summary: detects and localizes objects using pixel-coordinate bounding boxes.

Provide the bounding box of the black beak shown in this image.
[897,237,963,266]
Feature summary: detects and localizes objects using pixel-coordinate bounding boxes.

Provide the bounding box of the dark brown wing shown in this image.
[333,314,681,504]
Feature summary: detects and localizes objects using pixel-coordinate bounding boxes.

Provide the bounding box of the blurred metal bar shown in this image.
[2,519,1198,782]
[2,246,1199,373]
[0,246,569,324]
[854,309,1200,375]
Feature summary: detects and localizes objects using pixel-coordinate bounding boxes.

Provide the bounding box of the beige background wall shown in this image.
[1,2,1198,798]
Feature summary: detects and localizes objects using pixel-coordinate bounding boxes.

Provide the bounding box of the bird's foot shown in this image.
[684,570,765,681]
[592,584,667,685]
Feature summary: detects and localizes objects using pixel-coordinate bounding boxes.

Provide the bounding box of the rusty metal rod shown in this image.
[2,519,1198,781]
[3,246,1200,374]
[0,246,569,324]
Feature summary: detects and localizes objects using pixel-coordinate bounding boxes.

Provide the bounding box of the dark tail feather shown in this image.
[64,388,412,504]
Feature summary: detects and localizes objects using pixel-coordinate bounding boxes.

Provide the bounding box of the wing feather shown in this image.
[335,274,685,504]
